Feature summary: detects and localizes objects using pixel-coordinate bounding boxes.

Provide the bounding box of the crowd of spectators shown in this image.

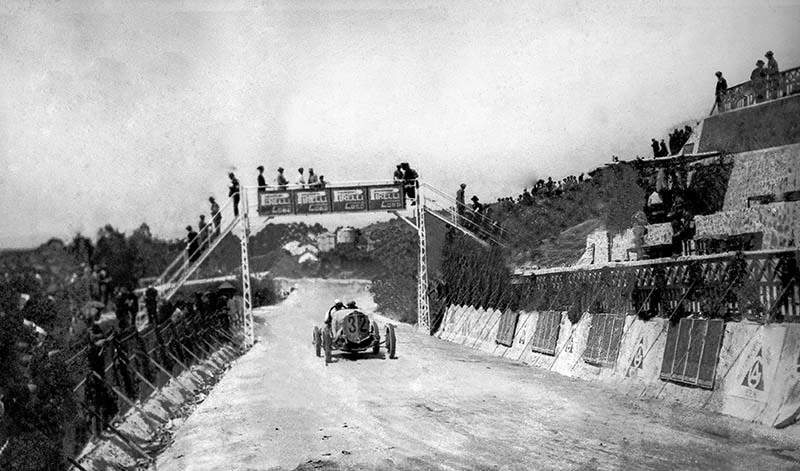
[650,125,693,158]
[714,50,783,113]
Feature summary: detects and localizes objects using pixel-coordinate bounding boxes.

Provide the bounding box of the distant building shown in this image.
[336,227,357,245]
[317,232,336,252]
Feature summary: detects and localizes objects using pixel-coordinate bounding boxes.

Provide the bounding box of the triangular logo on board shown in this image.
[741,348,765,391]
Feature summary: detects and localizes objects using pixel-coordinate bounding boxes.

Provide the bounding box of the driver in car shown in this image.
[325,299,345,326]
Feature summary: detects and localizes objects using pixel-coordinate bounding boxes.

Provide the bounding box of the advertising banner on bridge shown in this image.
[367,185,405,210]
[294,190,332,214]
[331,187,367,212]
[258,191,293,216]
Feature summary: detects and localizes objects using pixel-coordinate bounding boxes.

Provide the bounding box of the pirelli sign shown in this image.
[257,183,406,216]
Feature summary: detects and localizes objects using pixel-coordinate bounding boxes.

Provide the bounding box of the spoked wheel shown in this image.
[371,320,381,354]
[385,324,397,359]
[313,326,322,357]
[322,327,333,364]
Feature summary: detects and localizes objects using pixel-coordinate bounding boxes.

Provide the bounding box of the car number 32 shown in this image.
[345,315,369,336]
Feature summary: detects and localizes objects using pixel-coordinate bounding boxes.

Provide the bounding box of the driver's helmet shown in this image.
[333,299,344,309]
[346,300,358,309]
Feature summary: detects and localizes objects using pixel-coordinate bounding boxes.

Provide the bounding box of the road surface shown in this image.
[157,279,800,470]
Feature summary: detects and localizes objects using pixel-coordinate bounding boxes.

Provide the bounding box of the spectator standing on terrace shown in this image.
[318,175,327,188]
[257,166,267,193]
[296,168,307,188]
[209,197,221,237]
[456,183,466,225]
[751,59,767,103]
[307,168,319,188]
[228,172,240,217]
[186,225,199,263]
[276,167,288,190]
[651,139,660,158]
[714,71,728,111]
[766,51,780,99]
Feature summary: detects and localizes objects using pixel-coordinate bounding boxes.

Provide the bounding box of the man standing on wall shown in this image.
[209,197,221,237]
[714,71,727,112]
[765,51,780,100]
[751,59,767,103]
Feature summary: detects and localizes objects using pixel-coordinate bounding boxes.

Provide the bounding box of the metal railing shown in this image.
[716,66,800,114]
[151,192,240,294]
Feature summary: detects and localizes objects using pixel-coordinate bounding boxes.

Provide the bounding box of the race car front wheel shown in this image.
[322,327,333,364]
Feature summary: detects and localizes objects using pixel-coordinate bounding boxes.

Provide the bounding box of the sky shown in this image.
[0,0,798,248]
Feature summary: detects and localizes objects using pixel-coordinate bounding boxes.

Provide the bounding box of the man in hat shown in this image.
[393,164,404,183]
[751,59,767,103]
[228,172,240,217]
[209,196,221,237]
[325,299,345,326]
[651,138,660,158]
[456,183,466,226]
[296,167,307,188]
[714,71,728,111]
[765,51,780,99]
[276,167,288,190]
[401,162,418,204]
[257,166,267,193]
[186,225,199,263]
[307,168,319,188]
[470,195,484,229]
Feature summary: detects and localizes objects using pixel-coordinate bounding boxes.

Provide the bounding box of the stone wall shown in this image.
[695,201,800,249]
[723,143,800,211]
[698,94,800,154]
[575,229,611,266]
[436,304,800,428]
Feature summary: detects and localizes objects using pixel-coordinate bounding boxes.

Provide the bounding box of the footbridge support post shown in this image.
[240,190,254,347]
[416,181,431,334]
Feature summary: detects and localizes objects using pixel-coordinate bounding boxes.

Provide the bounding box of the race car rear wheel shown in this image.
[385,324,397,359]
[371,320,380,354]
[313,326,322,357]
[322,327,333,364]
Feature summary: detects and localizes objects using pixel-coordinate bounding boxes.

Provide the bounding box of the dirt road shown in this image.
[156,279,800,470]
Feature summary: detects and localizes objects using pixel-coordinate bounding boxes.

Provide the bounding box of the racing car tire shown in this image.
[322,327,333,364]
[371,320,381,354]
[386,324,397,359]
[313,326,322,357]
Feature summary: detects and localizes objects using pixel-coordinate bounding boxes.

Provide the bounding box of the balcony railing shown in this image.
[716,66,800,113]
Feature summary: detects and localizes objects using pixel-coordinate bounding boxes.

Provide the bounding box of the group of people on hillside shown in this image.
[714,50,782,112]
[493,173,588,212]
[650,125,693,158]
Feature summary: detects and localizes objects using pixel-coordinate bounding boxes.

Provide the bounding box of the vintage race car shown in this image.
[312,308,396,363]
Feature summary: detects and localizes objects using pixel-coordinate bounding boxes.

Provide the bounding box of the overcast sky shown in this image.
[1,0,798,248]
